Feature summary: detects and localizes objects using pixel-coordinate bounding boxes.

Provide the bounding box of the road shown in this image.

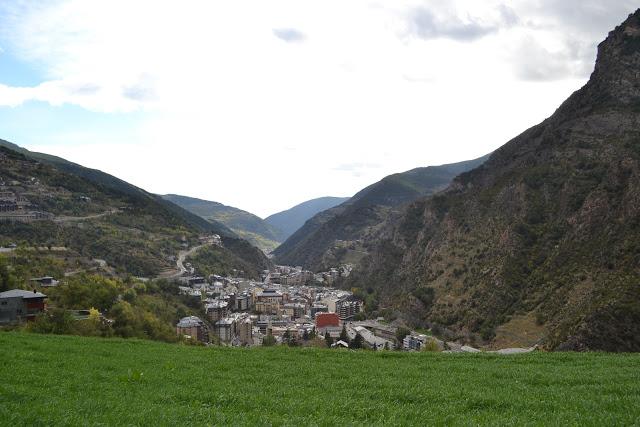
[160,243,211,279]
[54,208,119,223]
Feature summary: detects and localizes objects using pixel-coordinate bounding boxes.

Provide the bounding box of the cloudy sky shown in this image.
[0,1,636,217]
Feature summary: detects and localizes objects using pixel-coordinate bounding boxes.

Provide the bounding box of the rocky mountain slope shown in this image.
[0,141,271,278]
[264,196,349,241]
[162,194,282,252]
[274,155,488,270]
[347,11,640,351]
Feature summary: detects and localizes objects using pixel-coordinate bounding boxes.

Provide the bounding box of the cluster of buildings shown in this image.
[175,266,367,346]
[313,265,353,286]
[261,265,354,288]
[0,190,53,223]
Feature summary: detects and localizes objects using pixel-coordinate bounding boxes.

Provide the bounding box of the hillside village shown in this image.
[160,257,430,350]
[0,235,442,351]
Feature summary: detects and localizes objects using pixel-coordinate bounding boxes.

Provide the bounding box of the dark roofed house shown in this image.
[176,316,209,343]
[0,289,47,324]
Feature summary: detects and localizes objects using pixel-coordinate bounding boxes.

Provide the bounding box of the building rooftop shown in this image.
[0,289,47,299]
[176,316,205,328]
[205,300,229,309]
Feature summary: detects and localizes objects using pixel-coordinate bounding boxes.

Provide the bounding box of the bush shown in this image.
[262,334,276,347]
[421,339,441,352]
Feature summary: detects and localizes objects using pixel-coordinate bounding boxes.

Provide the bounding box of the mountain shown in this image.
[273,155,489,270]
[162,194,283,252]
[264,196,349,241]
[0,140,271,278]
[0,139,236,237]
[346,11,640,352]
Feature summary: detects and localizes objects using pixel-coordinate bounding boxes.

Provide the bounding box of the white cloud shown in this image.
[0,0,635,216]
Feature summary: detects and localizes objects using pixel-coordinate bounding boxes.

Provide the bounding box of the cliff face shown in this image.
[348,11,640,351]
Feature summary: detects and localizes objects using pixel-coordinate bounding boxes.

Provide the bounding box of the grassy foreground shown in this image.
[0,333,639,425]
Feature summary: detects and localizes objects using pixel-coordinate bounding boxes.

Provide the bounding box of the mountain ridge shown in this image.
[274,155,490,270]
[264,196,349,241]
[161,193,283,252]
[0,140,271,278]
[345,10,640,351]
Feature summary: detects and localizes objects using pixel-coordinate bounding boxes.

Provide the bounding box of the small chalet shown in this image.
[0,289,47,324]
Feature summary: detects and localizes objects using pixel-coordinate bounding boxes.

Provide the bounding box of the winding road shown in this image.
[160,243,211,279]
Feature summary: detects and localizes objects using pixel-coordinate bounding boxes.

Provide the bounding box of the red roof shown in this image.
[315,312,340,328]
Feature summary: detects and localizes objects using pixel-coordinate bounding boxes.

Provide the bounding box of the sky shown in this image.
[0,1,637,217]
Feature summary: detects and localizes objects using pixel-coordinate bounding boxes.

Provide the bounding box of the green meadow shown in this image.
[0,332,639,426]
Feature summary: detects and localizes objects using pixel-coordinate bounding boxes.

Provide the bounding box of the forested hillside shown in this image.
[0,141,269,278]
[274,156,488,270]
[347,11,640,352]
[162,194,282,252]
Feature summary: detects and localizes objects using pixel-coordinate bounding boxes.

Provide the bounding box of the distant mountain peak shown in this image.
[576,9,640,109]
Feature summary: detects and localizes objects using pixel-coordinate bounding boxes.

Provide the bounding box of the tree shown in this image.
[353,312,366,321]
[324,331,334,347]
[110,300,137,338]
[302,329,309,341]
[309,327,317,340]
[339,325,350,344]
[0,256,17,292]
[58,274,121,311]
[262,334,276,347]
[421,339,441,352]
[349,333,363,350]
[395,326,410,344]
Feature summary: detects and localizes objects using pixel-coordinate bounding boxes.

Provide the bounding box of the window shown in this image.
[0,301,6,306]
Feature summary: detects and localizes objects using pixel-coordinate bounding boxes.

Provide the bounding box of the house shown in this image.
[0,289,47,324]
[30,276,59,288]
[176,316,209,343]
[403,334,430,351]
[332,340,349,348]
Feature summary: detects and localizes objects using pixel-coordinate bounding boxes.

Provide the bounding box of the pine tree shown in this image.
[324,331,334,347]
[339,325,350,343]
[349,333,363,349]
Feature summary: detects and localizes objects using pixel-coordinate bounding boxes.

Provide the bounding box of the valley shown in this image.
[1,10,640,358]
[3,3,640,426]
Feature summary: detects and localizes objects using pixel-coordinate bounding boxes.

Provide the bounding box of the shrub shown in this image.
[262,334,276,347]
[421,339,441,352]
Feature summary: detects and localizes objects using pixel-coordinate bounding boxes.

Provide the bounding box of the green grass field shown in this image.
[1,332,639,426]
